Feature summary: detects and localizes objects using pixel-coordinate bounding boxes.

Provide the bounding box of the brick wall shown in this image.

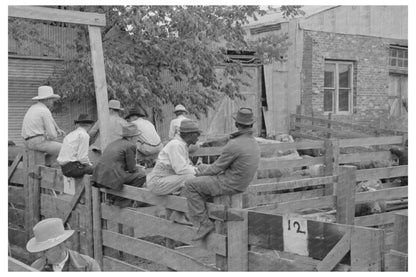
[300,30,404,126]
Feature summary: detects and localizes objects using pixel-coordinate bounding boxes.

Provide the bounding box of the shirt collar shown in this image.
[230,128,253,139]
[52,250,69,271]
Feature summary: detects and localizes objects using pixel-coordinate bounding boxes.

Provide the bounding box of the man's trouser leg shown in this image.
[182,176,238,224]
[61,161,94,178]
[124,170,147,188]
[25,136,62,166]
[147,174,195,195]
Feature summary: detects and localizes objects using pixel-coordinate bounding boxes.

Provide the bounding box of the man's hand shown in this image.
[57,128,66,137]
[195,163,209,176]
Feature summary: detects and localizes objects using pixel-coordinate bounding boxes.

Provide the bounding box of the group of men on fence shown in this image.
[21,85,261,270]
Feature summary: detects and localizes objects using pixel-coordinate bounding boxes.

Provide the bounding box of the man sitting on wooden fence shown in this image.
[21,86,65,166]
[168,104,189,140]
[57,114,95,178]
[125,106,163,167]
[26,218,100,271]
[181,108,261,240]
[92,123,147,208]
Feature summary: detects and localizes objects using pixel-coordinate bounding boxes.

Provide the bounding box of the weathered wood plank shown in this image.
[254,188,325,206]
[354,210,407,227]
[8,227,27,248]
[8,153,23,182]
[84,178,94,258]
[355,187,407,204]
[249,195,336,214]
[316,230,351,271]
[92,186,103,268]
[227,199,248,271]
[8,5,106,26]
[392,212,408,253]
[8,257,38,272]
[336,166,356,225]
[102,230,218,271]
[8,185,25,206]
[292,122,369,138]
[40,194,87,219]
[351,227,384,271]
[290,131,324,140]
[88,25,111,149]
[100,186,225,219]
[103,256,146,272]
[339,136,403,147]
[101,203,226,256]
[8,208,25,227]
[385,250,408,271]
[248,175,336,193]
[39,166,64,192]
[339,151,393,164]
[356,166,408,181]
[259,156,325,170]
[248,251,317,271]
[9,167,24,185]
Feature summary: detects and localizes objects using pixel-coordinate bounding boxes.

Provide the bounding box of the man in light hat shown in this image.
[168,104,189,140]
[88,99,127,163]
[181,107,261,240]
[57,114,95,178]
[92,122,147,208]
[21,86,65,165]
[125,106,163,167]
[26,218,100,271]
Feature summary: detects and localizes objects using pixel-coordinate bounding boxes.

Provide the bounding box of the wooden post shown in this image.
[92,186,103,268]
[88,25,110,151]
[227,194,248,271]
[324,139,339,195]
[351,227,384,271]
[84,175,94,258]
[327,113,332,138]
[214,195,230,271]
[392,211,407,253]
[24,150,45,240]
[336,166,356,225]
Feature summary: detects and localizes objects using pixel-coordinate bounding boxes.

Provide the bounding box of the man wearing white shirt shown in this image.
[146,119,202,196]
[21,86,65,165]
[168,104,188,140]
[57,114,94,178]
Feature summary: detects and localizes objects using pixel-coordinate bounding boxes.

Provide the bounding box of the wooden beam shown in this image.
[8,153,23,182]
[103,256,146,271]
[8,6,106,26]
[259,156,325,170]
[354,210,407,227]
[8,257,38,272]
[254,188,325,206]
[249,195,336,213]
[339,136,403,147]
[356,166,408,181]
[248,175,336,193]
[355,187,407,204]
[316,230,351,271]
[62,181,85,224]
[92,186,103,268]
[350,227,384,271]
[392,212,408,253]
[339,151,393,164]
[84,176,94,258]
[227,197,248,271]
[336,166,356,225]
[88,25,110,150]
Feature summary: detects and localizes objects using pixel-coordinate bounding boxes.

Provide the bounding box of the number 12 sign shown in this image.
[282,214,309,256]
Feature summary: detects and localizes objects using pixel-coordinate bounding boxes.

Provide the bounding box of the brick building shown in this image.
[245,6,408,135]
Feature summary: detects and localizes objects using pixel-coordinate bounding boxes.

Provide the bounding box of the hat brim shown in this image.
[179,129,203,134]
[232,115,256,125]
[125,113,146,119]
[26,230,74,253]
[74,120,94,124]
[32,94,61,100]
[174,110,188,113]
[109,107,124,111]
[123,131,141,137]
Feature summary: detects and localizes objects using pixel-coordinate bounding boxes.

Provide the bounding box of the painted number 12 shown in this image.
[287,219,306,234]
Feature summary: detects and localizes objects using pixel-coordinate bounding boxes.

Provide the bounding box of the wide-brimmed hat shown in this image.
[179,119,202,133]
[232,107,256,125]
[125,107,147,119]
[174,104,188,113]
[74,114,94,124]
[32,86,61,100]
[26,218,74,253]
[108,100,124,111]
[122,122,141,137]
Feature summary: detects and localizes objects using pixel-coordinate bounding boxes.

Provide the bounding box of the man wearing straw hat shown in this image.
[57,114,95,178]
[26,218,100,271]
[21,86,65,165]
[88,99,127,163]
[168,104,189,140]
[181,107,261,240]
[92,122,147,208]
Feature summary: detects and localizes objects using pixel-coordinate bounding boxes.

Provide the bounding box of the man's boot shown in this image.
[170,211,193,226]
[192,219,215,241]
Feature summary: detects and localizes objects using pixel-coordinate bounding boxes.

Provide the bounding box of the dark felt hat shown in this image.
[179,119,202,133]
[74,114,94,124]
[122,122,141,137]
[232,107,255,125]
[125,107,147,119]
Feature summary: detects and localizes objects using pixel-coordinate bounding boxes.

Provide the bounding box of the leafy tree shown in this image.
[9,5,303,118]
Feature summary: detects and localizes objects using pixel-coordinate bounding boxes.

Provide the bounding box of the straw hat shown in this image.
[232,107,256,125]
[32,86,60,100]
[122,122,141,137]
[179,119,202,133]
[74,114,94,124]
[108,100,124,111]
[174,104,188,113]
[26,218,74,253]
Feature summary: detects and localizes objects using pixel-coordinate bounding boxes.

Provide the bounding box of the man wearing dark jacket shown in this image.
[92,123,146,207]
[181,107,261,240]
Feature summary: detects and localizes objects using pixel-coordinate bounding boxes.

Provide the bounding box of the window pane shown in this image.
[398,59,403,67]
[324,63,335,87]
[338,89,350,112]
[324,89,334,112]
[404,51,408,58]
[404,60,408,67]
[398,50,404,58]
[391,49,397,57]
[338,64,351,88]
[390,58,396,66]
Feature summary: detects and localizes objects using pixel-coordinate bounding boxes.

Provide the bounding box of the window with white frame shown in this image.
[389,46,408,70]
[323,61,353,114]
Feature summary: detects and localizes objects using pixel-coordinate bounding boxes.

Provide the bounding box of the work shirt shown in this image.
[31,249,100,271]
[52,251,69,272]
[154,136,196,175]
[168,115,187,140]
[57,127,91,166]
[199,129,261,192]
[132,118,161,146]
[88,113,127,151]
[21,102,59,140]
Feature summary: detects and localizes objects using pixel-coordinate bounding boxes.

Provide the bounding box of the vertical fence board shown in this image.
[92,186,103,268]
[84,176,94,258]
[336,166,356,225]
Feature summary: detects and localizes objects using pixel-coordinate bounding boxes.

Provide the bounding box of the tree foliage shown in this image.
[9,5,303,118]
